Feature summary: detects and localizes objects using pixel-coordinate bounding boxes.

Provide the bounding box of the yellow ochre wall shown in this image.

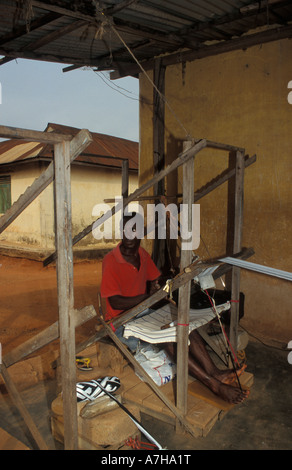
[139,37,292,343]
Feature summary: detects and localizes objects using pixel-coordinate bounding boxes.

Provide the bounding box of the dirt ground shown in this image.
[0,254,102,378]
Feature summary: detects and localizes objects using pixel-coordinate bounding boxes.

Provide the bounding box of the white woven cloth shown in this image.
[123,301,230,344]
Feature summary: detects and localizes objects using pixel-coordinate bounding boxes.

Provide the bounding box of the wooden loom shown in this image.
[0,124,256,449]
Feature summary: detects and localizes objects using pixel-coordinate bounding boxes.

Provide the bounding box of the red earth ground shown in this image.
[0,254,102,364]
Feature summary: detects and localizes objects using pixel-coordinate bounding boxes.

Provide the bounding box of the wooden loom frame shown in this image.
[0,124,255,449]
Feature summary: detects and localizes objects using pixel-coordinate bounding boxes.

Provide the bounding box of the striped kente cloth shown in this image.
[123,301,230,344]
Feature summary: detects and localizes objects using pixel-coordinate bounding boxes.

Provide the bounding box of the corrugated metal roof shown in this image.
[0,123,138,170]
[0,1,291,76]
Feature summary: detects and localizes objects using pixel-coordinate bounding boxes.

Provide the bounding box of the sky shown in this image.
[0,58,140,142]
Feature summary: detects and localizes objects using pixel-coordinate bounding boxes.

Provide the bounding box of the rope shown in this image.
[125,436,159,450]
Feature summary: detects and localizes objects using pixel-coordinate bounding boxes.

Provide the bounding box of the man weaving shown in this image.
[101,213,249,405]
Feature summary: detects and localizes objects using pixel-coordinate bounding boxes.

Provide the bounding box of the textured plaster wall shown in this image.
[139,37,292,342]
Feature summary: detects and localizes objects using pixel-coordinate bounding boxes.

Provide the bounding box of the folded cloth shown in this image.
[123,302,230,344]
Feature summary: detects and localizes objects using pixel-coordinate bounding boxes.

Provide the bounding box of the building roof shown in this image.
[0,1,291,78]
[0,122,138,171]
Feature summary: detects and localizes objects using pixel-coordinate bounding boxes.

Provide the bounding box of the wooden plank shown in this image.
[111,24,292,79]
[3,305,96,368]
[123,381,154,405]
[205,140,245,153]
[193,154,256,203]
[0,12,61,46]
[121,368,222,437]
[0,427,30,450]
[0,129,92,234]
[0,362,48,450]
[43,138,207,266]
[230,149,245,352]
[176,140,194,418]
[187,400,221,437]
[21,20,86,52]
[153,57,165,197]
[121,159,129,199]
[2,20,86,65]
[54,140,77,450]
[142,381,176,415]
[0,125,72,143]
[152,58,166,266]
[104,154,256,204]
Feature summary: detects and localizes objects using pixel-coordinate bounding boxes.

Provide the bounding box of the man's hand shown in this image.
[149,280,161,295]
[108,293,148,311]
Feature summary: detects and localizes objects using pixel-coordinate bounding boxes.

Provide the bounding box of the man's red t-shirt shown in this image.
[100,242,161,320]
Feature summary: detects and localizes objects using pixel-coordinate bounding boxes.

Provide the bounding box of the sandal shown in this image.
[76,356,93,371]
[76,376,120,402]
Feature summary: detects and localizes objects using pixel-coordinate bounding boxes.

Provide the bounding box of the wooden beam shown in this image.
[31,0,105,23]
[152,58,166,267]
[0,46,105,68]
[0,362,48,449]
[205,140,245,153]
[0,126,73,144]
[230,149,245,352]
[153,58,165,197]
[104,154,257,204]
[176,140,194,419]
[0,125,72,143]
[122,159,129,199]
[20,20,87,52]
[192,154,256,203]
[54,140,77,450]
[111,24,292,79]
[3,305,97,368]
[105,0,138,15]
[43,138,207,266]
[0,12,61,46]
[113,19,186,48]
[181,0,291,36]
[0,12,67,66]
[0,129,92,234]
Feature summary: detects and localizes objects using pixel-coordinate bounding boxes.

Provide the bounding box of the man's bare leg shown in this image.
[188,330,246,385]
[164,331,249,404]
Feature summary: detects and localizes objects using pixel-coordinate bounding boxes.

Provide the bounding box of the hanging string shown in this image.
[96,9,191,139]
[203,289,243,392]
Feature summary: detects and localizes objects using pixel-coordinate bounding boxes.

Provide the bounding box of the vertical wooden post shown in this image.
[54,140,78,450]
[153,58,166,267]
[230,149,245,352]
[122,159,129,199]
[153,57,165,197]
[176,140,194,420]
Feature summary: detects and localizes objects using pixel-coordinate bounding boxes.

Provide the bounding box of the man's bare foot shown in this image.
[214,364,247,385]
[211,380,249,404]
